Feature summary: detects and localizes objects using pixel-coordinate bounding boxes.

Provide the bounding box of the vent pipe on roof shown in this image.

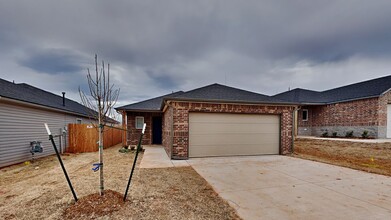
[62,92,65,106]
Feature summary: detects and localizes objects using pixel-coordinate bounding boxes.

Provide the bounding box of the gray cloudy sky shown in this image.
[1,0,391,107]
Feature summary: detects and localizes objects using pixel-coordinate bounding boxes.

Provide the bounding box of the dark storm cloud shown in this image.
[146,69,181,90]
[18,48,86,74]
[1,0,391,105]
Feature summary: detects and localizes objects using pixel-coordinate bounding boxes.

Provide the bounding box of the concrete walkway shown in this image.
[297,135,391,143]
[188,156,391,220]
[139,145,189,168]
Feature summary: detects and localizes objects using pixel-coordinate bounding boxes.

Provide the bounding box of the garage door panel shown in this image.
[190,144,279,157]
[189,113,280,157]
[190,123,279,134]
[190,133,280,145]
[190,113,278,124]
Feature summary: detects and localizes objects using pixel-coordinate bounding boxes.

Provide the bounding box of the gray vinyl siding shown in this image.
[0,101,95,168]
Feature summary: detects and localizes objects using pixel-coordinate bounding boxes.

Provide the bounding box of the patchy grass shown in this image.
[0,145,240,220]
[293,138,391,176]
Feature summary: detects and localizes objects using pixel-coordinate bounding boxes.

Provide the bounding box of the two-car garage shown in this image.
[119,83,294,159]
[188,113,280,157]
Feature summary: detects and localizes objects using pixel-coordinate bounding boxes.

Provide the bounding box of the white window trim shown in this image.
[302,109,308,121]
[135,116,144,129]
[76,118,82,124]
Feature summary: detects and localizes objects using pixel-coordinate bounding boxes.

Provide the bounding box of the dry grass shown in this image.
[293,138,391,176]
[0,145,240,220]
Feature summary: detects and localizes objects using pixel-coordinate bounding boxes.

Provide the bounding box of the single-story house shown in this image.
[0,78,101,167]
[273,75,391,138]
[116,83,297,159]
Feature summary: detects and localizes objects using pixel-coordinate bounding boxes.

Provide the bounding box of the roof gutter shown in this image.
[162,97,300,106]
[275,94,384,106]
[115,109,162,113]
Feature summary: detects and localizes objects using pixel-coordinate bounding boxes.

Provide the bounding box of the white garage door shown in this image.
[189,113,280,157]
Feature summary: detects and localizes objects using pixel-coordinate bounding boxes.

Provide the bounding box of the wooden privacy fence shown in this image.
[67,124,123,153]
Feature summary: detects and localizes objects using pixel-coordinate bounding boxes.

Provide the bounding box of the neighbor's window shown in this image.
[302,109,308,121]
[135,116,144,129]
[76,118,82,124]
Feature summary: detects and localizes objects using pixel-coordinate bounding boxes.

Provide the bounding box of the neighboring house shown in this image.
[0,78,98,167]
[273,75,391,138]
[116,83,297,159]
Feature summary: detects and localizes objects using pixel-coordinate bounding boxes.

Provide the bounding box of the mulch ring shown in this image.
[63,190,124,219]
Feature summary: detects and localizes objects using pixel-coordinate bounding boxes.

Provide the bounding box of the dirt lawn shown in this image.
[0,145,240,220]
[293,138,391,176]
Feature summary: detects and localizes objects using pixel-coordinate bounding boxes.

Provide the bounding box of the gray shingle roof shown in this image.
[170,83,286,103]
[115,91,185,111]
[0,78,96,118]
[116,83,294,112]
[272,88,326,104]
[274,75,391,104]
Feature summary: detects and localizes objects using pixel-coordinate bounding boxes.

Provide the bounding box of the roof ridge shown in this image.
[273,74,391,103]
[116,90,183,109]
[16,82,84,106]
[321,74,391,93]
[180,83,270,97]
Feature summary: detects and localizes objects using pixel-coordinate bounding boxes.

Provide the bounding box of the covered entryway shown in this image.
[189,113,280,157]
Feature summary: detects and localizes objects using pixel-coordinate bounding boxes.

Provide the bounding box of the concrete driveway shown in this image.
[187,156,391,220]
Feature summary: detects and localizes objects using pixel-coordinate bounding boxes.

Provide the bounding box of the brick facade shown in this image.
[378,90,391,125]
[164,101,295,159]
[162,106,173,157]
[377,90,391,137]
[125,112,162,145]
[121,111,127,146]
[298,92,391,138]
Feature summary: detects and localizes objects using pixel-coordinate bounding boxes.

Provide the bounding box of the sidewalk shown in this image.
[297,136,391,143]
[139,145,189,168]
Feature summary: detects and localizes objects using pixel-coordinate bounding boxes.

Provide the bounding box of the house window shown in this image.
[135,116,144,129]
[76,118,82,124]
[302,109,308,121]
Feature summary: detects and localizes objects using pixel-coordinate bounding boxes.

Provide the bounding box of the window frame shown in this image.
[302,109,308,121]
[76,118,82,124]
[135,116,144,129]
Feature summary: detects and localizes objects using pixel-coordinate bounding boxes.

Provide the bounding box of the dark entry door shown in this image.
[152,117,162,144]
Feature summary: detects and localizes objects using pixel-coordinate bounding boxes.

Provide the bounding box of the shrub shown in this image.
[332,132,338,137]
[361,130,369,139]
[345,131,354,138]
[321,131,329,137]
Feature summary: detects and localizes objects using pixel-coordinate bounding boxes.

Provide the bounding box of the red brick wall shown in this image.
[298,97,380,127]
[126,112,162,145]
[166,101,295,159]
[162,106,173,156]
[378,90,391,126]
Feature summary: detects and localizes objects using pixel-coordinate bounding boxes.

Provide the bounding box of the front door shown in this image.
[152,117,162,144]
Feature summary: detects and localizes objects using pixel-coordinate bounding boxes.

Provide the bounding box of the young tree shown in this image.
[79,54,120,195]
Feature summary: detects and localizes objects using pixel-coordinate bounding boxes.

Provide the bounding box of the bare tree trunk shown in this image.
[79,54,120,196]
[98,116,104,195]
